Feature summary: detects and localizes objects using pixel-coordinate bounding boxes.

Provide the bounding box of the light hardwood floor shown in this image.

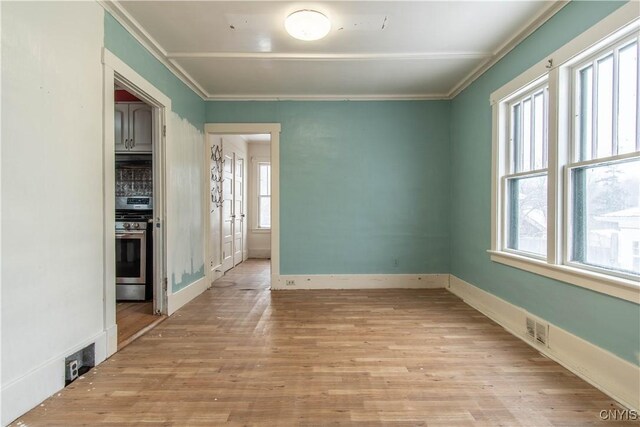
[14,260,629,425]
[116,301,165,349]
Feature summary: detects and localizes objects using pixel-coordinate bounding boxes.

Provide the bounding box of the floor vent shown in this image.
[526,317,536,340]
[525,315,549,347]
[535,322,548,346]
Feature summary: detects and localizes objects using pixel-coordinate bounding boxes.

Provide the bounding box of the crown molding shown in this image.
[101,0,569,102]
[98,0,209,99]
[205,94,450,101]
[167,52,492,61]
[447,0,569,99]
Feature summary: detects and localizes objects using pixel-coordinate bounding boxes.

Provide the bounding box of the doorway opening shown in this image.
[102,49,169,356]
[113,85,165,349]
[204,124,280,288]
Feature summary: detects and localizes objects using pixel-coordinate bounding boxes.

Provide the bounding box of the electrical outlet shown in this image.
[393,258,399,267]
[285,280,296,286]
[65,359,79,382]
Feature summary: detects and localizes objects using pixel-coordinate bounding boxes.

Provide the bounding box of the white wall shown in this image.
[0,2,209,423]
[1,2,107,424]
[166,114,205,292]
[247,142,271,258]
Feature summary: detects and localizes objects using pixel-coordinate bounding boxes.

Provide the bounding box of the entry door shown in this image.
[233,155,245,266]
[221,145,234,273]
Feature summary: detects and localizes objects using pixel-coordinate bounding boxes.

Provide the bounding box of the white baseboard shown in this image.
[1,330,108,426]
[448,275,640,411]
[248,248,271,259]
[272,274,449,290]
[105,323,118,357]
[167,276,208,315]
[210,264,224,283]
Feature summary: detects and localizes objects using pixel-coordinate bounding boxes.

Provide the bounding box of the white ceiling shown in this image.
[111,1,565,100]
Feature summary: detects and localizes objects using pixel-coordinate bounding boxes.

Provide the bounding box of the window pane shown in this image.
[522,98,532,171]
[596,54,614,158]
[259,163,271,196]
[533,92,546,169]
[507,174,548,256]
[617,41,638,155]
[259,196,271,228]
[511,103,521,172]
[571,159,640,275]
[578,66,594,161]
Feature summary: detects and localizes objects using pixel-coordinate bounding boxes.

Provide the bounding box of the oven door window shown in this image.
[116,232,146,283]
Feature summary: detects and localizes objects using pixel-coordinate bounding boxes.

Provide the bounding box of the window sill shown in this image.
[487,250,639,304]
[251,228,271,234]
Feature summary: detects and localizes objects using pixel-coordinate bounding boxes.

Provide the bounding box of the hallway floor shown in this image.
[116,301,160,349]
[14,259,627,425]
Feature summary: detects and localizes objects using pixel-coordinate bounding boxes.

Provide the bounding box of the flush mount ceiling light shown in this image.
[285,10,331,41]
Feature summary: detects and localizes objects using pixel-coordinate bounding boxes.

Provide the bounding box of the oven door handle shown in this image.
[116,231,146,238]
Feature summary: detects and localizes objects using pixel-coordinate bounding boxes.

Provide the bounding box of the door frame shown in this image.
[203,123,281,287]
[102,48,169,356]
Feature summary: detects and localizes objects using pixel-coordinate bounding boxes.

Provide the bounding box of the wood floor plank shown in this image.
[12,260,631,426]
[116,301,162,349]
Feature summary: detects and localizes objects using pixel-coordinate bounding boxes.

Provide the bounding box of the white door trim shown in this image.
[204,123,281,286]
[102,48,170,356]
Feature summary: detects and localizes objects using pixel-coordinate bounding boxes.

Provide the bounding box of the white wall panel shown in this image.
[1,2,105,424]
[166,113,205,292]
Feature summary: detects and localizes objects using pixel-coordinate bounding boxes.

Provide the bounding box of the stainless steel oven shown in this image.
[115,154,154,300]
[115,219,148,300]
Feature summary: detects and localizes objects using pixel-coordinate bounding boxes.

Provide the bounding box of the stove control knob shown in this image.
[124,223,130,229]
[134,223,140,229]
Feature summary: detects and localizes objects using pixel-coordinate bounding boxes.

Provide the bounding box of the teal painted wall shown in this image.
[106,2,638,364]
[206,101,451,275]
[104,13,205,129]
[450,1,639,365]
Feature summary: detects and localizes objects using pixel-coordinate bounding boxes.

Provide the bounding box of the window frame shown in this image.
[563,32,640,283]
[501,81,550,260]
[489,4,640,304]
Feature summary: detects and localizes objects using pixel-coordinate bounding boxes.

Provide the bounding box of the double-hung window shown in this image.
[504,83,549,257]
[491,4,639,302]
[257,162,271,229]
[568,36,640,278]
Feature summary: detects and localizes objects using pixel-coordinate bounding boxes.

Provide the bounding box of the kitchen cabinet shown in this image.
[114,103,152,153]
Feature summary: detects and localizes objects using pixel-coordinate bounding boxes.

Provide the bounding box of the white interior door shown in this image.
[242,156,249,262]
[221,143,234,273]
[233,155,245,266]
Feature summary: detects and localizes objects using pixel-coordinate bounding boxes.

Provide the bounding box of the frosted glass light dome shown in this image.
[285,10,331,41]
